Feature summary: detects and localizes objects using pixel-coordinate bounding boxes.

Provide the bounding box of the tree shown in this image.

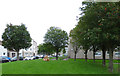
[2,23,32,60]
[38,43,56,55]
[80,2,102,63]
[44,26,68,60]
[73,21,91,62]
[70,26,82,61]
[79,1,120,72]
[38,44,46,55]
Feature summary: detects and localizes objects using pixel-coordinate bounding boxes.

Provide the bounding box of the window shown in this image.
[19,53,21,55]
[107,51,109,55]
[115,52,120,56]
[30,53,32,55]
[12,53,15,57]
[3,53,5,55]
[25,53,28,55]
[95,52,101,56]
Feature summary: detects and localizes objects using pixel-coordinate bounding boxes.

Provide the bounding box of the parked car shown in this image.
[0,56,10,63]
[2,56,11,61]
[34,55,40,59]
[19,56,24,60]
[39,55,45,59]
[11,56,23,61]
[24,56,32,60]
[31,56,36,60]
[48,55,52,58]
[115,52,120,57]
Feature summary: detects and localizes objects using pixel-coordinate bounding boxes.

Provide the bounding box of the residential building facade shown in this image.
[19,39,38,57]
[0,39,38,58]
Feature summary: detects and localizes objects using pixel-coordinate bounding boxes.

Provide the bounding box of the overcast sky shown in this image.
[0,0,83,45]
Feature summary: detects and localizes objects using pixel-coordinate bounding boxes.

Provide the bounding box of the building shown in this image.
[0,41,8,56]
[58,47,68,56]
[67,37,119,59]
[19,39,38,57]
[0,40,18,57]
[0,39,38,58]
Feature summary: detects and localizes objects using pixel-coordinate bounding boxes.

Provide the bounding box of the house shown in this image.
[67,37,119,59]
[58,47,68,56]
[0,40,18,57]
[0,39,38,58]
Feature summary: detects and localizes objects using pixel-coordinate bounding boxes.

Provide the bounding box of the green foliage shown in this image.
[2,23,32,51]
[44,26,68,60]
[63,48,66,54]
[69,28,81,61]
[38,43,55,55]
[2,23,32,60]
[44,26,68,48]
[79,2,120,49]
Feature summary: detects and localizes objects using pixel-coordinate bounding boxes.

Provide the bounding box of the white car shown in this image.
[31,56,36,60]
[48,55,52,58]
[24,56,32,60]
[40,55,44,58]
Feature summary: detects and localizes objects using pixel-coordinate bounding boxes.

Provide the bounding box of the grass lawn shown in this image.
[2,59,119,74]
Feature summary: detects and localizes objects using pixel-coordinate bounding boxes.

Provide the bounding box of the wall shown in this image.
[0,41,8,56]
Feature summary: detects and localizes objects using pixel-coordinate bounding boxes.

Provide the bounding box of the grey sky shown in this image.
[0,0,83,45]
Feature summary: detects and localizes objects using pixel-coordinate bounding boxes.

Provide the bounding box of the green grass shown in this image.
[0,63,2,75]
[2,59,119,74]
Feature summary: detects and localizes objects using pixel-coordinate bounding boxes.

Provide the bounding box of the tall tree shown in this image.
[69,29,80,61]
[2,23,32,60]
[44,26,68,60]
[75,20,91,62]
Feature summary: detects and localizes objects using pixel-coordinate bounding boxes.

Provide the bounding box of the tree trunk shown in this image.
[56,49,59,60]
[17,51,19,61]
[108,49,113,72]
[93,46,96,63]
[85,53,87,62]
[102,49,106,67]
[85,50,88,62]
[74,51,76,61]
[93,50,95,63]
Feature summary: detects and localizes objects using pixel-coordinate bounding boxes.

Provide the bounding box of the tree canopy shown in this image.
[44,26,68,60]
[38,43,56,55]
